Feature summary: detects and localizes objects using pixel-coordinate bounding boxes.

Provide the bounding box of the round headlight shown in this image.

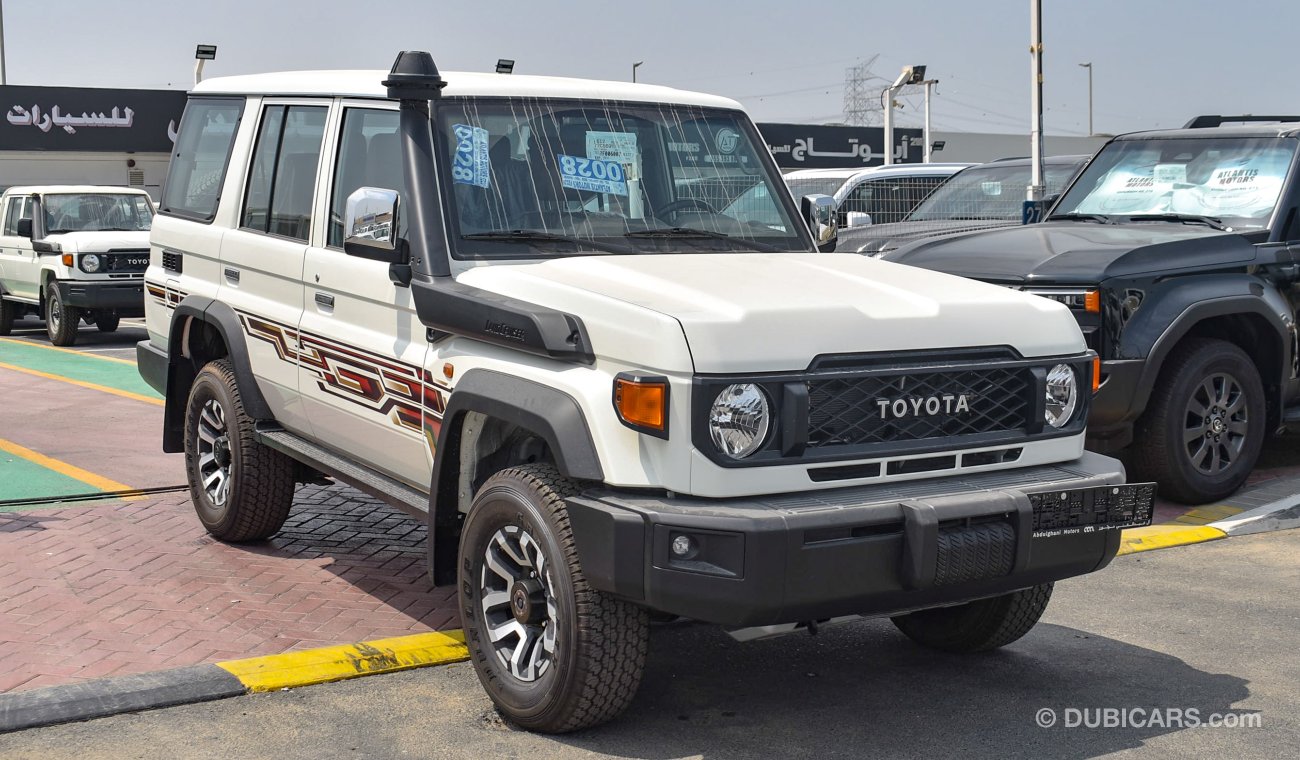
[1044,364,1079,429]
[708,383,770,459]
[81,254,101,273]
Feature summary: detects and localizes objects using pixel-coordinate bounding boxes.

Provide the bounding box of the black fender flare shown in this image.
[160,296,273,451]
[1120,277,1292,420]
[426,368,604,585]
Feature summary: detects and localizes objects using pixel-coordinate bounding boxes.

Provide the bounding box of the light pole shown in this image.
[632,61,643,83]
[1078,62,1093,135]
[922,79,938,163]
[0,0,7,86]
[1027,0,1045,214]
[194,44,217,86]
[883,64,925,166]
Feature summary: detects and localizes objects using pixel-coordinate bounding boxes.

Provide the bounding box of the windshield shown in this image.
[906,161,1082,221]
[43,193,153,233]
[1052,136,1296,229]
[786,176,848,199]
[436,100,808,258]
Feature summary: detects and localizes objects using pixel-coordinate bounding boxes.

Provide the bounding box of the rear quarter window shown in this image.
[160,97,245,222]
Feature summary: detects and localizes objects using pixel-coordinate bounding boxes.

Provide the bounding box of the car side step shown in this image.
[255,425,429,519]
[1283,406,1300,424]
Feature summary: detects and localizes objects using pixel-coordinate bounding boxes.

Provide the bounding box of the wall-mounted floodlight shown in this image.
[496,58,515,75]
[931,140,946,152]
[194,44,218,86]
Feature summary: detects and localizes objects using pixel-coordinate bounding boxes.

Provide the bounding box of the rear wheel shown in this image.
[184,359,295,541]
[891,583,1053,653]
[0,298,14,336]
[94,310,120,333]
[1130,338,1264,504]
[459,464,649,733]
[45,285,80,346]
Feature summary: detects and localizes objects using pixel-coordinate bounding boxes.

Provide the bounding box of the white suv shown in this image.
[138,52,1152,733]
[0,185,154,344]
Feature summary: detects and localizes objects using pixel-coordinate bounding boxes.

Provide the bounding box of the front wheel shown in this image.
[0,298,14,336]
[94,310,120,333]
[891,583,1053,653]
[1129,338,1264,504]
[45,285,80,346]
[184,359,295,541]
[459,464,649,733]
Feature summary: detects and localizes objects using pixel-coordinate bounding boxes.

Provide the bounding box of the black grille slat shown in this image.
[104,249,151,273]
[807,367,1032,448]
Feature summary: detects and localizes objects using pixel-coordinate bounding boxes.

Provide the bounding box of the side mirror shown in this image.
[845,211,873,228]
[15,218,33,238]
[801,194,838,252]
[343,187,407,264]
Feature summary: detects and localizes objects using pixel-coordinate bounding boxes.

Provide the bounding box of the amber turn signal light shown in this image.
[1092,355,1102,392]
[62,254,74,267]
[1084,290,1100,313]
[614,376,668,438]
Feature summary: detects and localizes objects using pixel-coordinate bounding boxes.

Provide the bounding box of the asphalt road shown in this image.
[1,529,1295,760]
[2,315,145,362]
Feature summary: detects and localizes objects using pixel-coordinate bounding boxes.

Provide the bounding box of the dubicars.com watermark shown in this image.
[1035,707,1262,730]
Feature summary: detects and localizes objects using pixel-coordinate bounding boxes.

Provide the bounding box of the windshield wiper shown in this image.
[624,227,780,252]
[1048,212,1112,224]
[1126,213,1228,231]
[462,229,634,254]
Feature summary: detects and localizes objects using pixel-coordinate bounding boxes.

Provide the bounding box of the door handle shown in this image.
[314,292,335,309]
[223,267,240,284]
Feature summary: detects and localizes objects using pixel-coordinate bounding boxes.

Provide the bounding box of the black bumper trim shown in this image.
[567,451,1146,626]
[52,279,144,315]
[136,339,168,396]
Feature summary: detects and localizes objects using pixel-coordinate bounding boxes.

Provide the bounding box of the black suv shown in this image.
[881,116,1300,504]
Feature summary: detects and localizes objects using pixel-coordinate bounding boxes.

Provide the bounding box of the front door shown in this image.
[0,195,39,300]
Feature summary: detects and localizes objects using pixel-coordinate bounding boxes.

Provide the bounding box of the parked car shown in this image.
[784,163,972,226]
[138,53,1150,733]
[0,185,154,345]
[840,155,1091,256]
[877,115,1300,503]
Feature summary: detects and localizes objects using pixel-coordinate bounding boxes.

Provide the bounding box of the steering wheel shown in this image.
[657,198,718,218]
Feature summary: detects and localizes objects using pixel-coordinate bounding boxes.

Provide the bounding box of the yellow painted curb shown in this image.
[216,630,469,692]
[0,436,145,501]
[0,335,138,365]
[1117,524,1227,556]
[0,361,164,406]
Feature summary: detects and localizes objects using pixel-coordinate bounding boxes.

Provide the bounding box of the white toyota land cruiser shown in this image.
[0,185,154,345]
[138,52,1153,733]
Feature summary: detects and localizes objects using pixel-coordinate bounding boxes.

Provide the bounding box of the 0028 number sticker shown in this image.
[451,123,490,188]
[556,153,628,196]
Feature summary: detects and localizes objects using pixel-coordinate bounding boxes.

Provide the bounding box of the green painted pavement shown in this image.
[0,339,157,398]
[0,453,102,505]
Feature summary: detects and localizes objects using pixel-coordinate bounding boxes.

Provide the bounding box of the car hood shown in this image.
[881,222,1259,284]
[457,252,1084,373]
[44,230,151,252]
[839,219,1019,254]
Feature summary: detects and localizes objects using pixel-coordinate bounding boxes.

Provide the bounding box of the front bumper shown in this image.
[52,279,144,315]
[567,450,1153,627]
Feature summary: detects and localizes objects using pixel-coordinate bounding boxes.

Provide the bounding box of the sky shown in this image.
[1,0,1294,137]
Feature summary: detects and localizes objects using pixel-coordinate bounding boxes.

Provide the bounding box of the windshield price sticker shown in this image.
[585,131,638,164]
[557,153,628,196]
[1154,163,1188,185]
[451,123,490,188]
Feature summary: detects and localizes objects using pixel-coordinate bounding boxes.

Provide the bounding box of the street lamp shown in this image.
[1078,62,1093,136]
[883,64,925,165]
[194,44,217,87]
[632,61,643,83]
[496,58,515,75]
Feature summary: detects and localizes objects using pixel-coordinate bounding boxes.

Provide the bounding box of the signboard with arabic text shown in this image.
[0,85,186,153]
[757,122,924,169]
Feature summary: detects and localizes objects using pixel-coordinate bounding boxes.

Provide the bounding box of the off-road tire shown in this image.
[0,298,14,336]
[891,583,1053,653]
[1129,338,1264,504]
[184,359,295,541]
[459,464,649,733]
[94,311,120,333]
[44,284,80,346]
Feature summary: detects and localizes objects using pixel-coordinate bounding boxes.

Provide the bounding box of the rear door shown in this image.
[297,102,433,488]
[215,99,329,435]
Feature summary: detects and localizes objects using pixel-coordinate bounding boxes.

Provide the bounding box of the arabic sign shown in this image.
[757,123,925,169]
[0,85,186,152]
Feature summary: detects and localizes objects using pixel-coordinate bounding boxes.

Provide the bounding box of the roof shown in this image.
[1113,124,1300,141]
[192,69,741,110]
[3,185,150,196]
[970,154,1091,168]
[785,163,971,181]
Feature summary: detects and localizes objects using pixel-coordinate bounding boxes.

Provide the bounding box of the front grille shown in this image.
[807,366,1032,448]
[105,249,151,273]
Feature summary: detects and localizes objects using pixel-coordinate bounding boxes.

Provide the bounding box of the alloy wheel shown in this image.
[195,398,232,506]
[1183,372,1248,475]
[479,524,558,682]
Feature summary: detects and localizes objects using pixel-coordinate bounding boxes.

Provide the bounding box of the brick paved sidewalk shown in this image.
[0,484,456,694]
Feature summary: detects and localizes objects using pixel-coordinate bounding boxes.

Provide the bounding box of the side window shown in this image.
[844,176,946,224]
[241,105,327,242]
[328,107,407,248]
[160,98,244,221]
[2,197,27,236]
